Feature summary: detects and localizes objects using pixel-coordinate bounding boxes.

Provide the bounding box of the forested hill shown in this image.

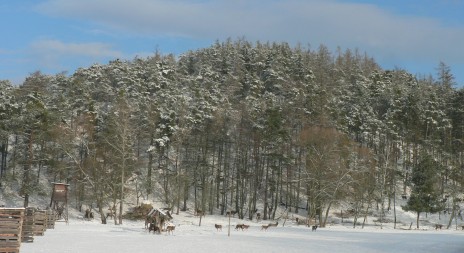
[1,40,463,226]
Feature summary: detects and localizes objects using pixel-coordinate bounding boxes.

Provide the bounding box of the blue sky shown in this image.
[1,0,464,86]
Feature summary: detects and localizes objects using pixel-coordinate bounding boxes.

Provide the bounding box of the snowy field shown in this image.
[20,213,464,253]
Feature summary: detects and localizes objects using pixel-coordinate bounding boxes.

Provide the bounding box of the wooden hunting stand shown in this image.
[49,182,70,223]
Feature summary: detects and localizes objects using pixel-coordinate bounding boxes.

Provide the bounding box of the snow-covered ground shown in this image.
[19,210,464,253]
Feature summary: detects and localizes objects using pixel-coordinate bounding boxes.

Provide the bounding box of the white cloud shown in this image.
[32,0,464,85]
[36,0,464,63]
[31,39,122,58]
[29,39,123,69]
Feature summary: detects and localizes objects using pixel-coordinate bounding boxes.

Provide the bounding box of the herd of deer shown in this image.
[146,209,319,235]
[260,221,278,231]
[214,222,279,231]
[149,221,317,235]
[148,223,176,235]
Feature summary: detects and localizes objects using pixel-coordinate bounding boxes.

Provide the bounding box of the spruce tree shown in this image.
[402,153,443,228]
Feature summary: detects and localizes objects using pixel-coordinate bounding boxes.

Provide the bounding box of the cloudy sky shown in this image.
[1,0,463,85]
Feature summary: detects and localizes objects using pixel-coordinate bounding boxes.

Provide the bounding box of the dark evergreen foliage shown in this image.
[403,153,444,228]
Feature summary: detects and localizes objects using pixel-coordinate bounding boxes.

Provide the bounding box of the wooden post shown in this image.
[393,191,397,229]
[228,213,231,237]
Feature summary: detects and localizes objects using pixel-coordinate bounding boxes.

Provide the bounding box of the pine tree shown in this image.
[0,80,17,180]
[402,153,443,228]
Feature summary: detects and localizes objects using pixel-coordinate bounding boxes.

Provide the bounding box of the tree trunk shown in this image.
[119,159,125,225]
[263,158,270,220]
[23,194,29,208]
[416,212,420,229]
[296,148,302,214]
[447,202,457,229]
[322,201,332,227]
[147,137,154,198]
[393,191,397,229]
[22,130,34,208]
[353,203,359,229]
[97,198,107,224]
[112,202,118,225]
[216,143,223,210]
[0,140,8,178]
[362,205,370,229]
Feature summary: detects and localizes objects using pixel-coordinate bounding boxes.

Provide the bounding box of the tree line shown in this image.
[0,39,463,228]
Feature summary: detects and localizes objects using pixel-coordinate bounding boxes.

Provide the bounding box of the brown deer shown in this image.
[144,216,152,229]
[297,218,308,226]
[195,209,205,217]
[235,224,246,231]
[215,224,222,231]
[148,223,160,234]
[261,224,269,231]
[166,225,175,235]
[268,221,278,227]
[242,224,250,230]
